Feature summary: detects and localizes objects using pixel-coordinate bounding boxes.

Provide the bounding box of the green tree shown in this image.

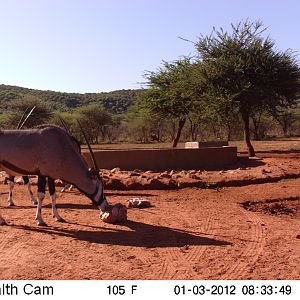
[2,95,52,129]
[143,57,204,147]
[51,111,79,136]
[271,107,298,137]
[196,20,300,156]
[125,105,166,143]
[76,104,112,143]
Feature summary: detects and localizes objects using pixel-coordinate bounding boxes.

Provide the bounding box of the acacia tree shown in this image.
[143,57,204,147]
[196,20,300,156]
[2,95,52,129]
[271,107,298,137]
[76,104,112,143]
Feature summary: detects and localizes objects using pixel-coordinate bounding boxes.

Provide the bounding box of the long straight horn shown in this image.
[77,120,100,175]
[19,106,36,129]
[17,107,30,129]
[58,115,71,135]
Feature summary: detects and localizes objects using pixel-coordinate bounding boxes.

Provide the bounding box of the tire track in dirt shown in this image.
[184,216,215,262]
[0,230,30,262]
[0,229,15,276]
[0,228,22,275]
[0,210,35,270]
[177,214,216,279]
[156,231,181,280]
[157,210,214,279]
[0,230,15,253]
[219,209,266,279]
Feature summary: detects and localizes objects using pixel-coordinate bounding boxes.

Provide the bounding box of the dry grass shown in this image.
[229,138,300,152]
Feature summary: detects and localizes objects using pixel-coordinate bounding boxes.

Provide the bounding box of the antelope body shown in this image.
[0,125,108,225]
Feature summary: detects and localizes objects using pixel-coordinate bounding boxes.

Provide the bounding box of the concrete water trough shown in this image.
[82,146,237,171]
[185,141,229,148]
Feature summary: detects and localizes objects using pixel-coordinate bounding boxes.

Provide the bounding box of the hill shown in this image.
[0,84,141,114]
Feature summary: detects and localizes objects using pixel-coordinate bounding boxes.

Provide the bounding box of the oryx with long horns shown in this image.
[0,123,109,225]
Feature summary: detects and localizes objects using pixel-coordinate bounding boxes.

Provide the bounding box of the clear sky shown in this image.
[0,0,299,93]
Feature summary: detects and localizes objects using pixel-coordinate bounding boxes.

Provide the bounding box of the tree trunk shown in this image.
[188,117,198,141]
[190,123,196,141]
[158,128,162,142]
[251,113,263,140]
[282,118,288,137]
[172,117,186,148]
[227,123,231,141]
[251,117,259,140]
[168,121,176,141]
[242,113,255,157]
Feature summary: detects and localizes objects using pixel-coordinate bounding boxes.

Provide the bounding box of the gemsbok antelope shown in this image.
[0,124,109,226]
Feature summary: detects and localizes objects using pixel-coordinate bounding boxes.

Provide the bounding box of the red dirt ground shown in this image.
[0,153,299,280]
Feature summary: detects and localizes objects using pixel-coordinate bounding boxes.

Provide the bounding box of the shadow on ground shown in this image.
[15,220,232,248]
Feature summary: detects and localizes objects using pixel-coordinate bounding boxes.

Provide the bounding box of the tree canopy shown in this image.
[142,57,206,146]
[196,20,300,155]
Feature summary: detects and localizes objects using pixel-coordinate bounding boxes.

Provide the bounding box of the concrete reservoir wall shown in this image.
[82,146,237,171]
[185,141,228,148]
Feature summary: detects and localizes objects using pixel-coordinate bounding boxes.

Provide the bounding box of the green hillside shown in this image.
[0,84,141,113]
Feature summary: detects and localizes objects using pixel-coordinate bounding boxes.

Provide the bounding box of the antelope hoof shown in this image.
[55,217,65,223]
[8,202,15,207]
[0,219,7,225]
[37,221,47,227]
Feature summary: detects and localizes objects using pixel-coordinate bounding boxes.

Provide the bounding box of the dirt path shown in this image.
[0,175,299,280]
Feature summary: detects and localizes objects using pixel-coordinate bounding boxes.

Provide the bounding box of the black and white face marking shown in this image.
[91,179,109,211]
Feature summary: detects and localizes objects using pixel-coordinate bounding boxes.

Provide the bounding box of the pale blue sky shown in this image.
[0,0,299,93]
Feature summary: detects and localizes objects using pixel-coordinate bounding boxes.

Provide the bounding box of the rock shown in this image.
[122,178,144,190]
[168,179,178,189]
[127,198,151,208]
[30,177,38,185]
[111,167,121,173]
[188,170,197,175]
[180,245,190,251]
[54,179,64,187]
[159,173,172,179]
[104,178,126,190]
[190,174,201,180]
[129,172,141,177]
[100,203,127,223]
[15,177,23,184]
[147,178,169,189]
[179,171,188,176]
[172,174,181,179]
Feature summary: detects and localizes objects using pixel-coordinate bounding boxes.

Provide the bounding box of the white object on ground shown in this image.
[127,198,151,208]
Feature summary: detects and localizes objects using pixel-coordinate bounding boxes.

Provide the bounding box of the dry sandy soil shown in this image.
[0,152,299,280]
